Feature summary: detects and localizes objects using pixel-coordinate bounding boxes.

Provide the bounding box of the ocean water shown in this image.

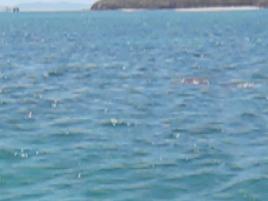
[1,10,268,201]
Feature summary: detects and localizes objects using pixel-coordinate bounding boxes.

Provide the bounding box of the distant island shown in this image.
[91,0,268,10]
[0,6,20,13]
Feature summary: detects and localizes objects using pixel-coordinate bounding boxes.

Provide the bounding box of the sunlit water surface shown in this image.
[1,10,268,201]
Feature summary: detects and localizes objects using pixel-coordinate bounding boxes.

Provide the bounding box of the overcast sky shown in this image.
[0,0,95,5]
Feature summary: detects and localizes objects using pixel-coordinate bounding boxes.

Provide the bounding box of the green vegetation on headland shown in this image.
[91,0,268,10]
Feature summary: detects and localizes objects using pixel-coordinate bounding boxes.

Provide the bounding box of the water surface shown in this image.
[1,10,268,201]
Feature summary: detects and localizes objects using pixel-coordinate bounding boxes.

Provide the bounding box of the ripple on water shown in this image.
[217,175,268,199]
[101,118,135,127]
[180,77,210,86]
[226,80,258,89]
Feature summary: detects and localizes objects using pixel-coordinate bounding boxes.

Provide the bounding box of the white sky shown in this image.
[0,0,94,5]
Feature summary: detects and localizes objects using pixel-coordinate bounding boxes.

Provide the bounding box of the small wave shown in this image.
[252,72,268,80]
[50,117,89,127]
[227,80,257,89]
[101,118,134,127]
[13,148,41,160]
[236,82,256,89]
[180,77,210,86]
[68,63,98,71]
[43,69,65,78]
[240,112,258,119]
[217,175,268,194]
[189,125,223,135]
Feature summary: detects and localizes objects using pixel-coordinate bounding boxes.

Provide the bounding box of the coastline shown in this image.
[121,9,144,12]
[1,6,262,13]
[119,6,261,12]
[175,6,260,12]
[118,6,264,13]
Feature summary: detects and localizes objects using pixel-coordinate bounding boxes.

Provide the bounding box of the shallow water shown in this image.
[1,10,268,200]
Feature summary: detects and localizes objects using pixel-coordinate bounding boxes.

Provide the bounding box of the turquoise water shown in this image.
[1,10,268,200]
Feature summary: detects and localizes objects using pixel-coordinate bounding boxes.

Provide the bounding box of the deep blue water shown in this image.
[1,10,268,201]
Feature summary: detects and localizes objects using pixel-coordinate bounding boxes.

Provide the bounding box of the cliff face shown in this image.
[91,0,268,10]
